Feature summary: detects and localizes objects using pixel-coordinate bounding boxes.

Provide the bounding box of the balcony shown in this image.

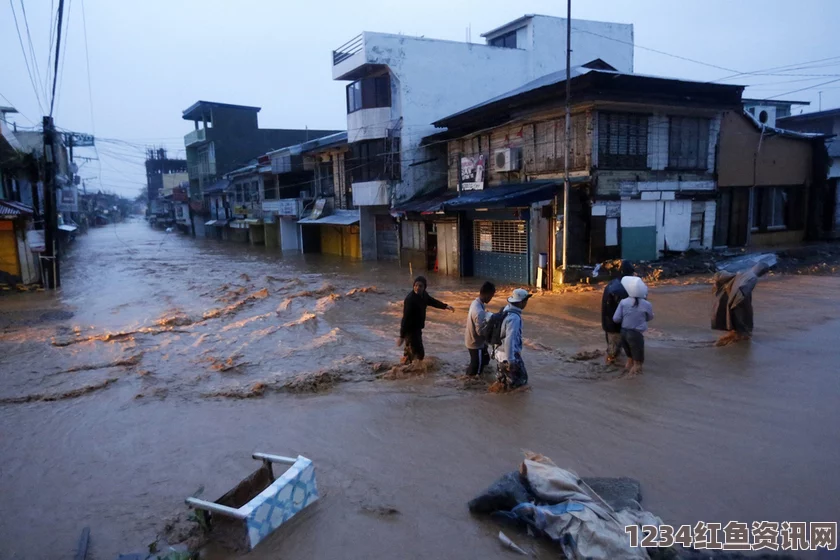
[333,34,363,65]
[332,33,389,81]
[184,128,207,147]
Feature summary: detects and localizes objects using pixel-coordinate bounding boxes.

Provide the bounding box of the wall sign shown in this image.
[460,154,486,191]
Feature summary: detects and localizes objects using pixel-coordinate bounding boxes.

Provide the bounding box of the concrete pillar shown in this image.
[359,206,378,261]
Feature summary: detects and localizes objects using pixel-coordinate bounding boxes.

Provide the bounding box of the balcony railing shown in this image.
[333,34,363,65]
[184,128,207,147]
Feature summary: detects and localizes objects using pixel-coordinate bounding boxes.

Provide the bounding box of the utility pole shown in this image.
[819,91,823,111]
[561,0,572,283]
[42,116,60,289]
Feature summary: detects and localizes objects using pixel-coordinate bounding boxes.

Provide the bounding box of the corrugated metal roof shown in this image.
[298,209,360,225]
[0,200,35,217]
[392,190,457,215]
[444,181,561,210]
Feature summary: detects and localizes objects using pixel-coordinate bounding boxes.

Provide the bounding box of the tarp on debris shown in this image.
[298,209,360,226]
[716,252,777,273]
[471,453,662,560]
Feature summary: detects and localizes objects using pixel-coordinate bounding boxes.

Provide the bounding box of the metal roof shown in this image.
[392,189,457,215]
[444,181,561,210]
[742,98,811,107]
[777,107,840,123]
[203,178,231,195]
[0,200,35,217]
[742,110,827,140]
[298,209,360,226]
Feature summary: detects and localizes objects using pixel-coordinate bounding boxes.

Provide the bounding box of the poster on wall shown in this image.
[57,186,78,212]
[461,154,486,191]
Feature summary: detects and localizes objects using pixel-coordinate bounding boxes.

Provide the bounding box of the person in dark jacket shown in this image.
[398,276,454,364]
[712,262,770,346]
[601,261,635,365]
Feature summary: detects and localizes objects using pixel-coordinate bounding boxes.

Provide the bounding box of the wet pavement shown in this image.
[0,220,838,559]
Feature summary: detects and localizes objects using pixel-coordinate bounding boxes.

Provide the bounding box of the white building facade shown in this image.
[331,14,634,260]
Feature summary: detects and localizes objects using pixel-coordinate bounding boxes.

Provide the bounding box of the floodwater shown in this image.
[0,220,838,559]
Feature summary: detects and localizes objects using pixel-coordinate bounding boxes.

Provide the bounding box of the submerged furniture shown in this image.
[186,453,318,550]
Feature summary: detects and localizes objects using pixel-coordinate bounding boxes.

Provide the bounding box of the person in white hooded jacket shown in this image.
[495,288,532,389]
[612,276,653,376]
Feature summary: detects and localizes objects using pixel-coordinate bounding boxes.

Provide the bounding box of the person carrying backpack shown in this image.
[493,288,532,389]
[612,276,653,376]
[601,260,634,366]
[465,281,496,376]
[398,276,454,365]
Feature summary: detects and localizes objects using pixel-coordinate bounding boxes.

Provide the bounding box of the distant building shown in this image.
[181,100,340,237]
[331,14,634,260]
[742,98,810,128]
[144,148,187,229]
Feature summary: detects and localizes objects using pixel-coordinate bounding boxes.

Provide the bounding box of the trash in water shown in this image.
[498,531,528,555]
[185,452,319,552]
[470,452,663,560]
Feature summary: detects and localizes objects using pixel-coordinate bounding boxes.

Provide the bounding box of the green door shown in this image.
[621,226,657,262]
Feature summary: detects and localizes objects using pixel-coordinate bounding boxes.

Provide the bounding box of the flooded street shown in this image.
[1,220,838,559]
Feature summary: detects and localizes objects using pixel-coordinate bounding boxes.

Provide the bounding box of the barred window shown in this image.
[669,116,710,169]
[473,220,527,254]
[598,112,648,169]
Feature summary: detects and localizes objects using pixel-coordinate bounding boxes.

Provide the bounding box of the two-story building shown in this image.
[331,14,635,261]
[423,61,745,286]
[182,100,339,237]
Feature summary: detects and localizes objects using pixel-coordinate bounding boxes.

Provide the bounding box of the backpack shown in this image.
[480,309,509,347]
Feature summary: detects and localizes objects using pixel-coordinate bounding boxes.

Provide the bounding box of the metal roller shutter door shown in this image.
[472,220,528,284]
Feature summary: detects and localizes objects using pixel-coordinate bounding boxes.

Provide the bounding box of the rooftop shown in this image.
[777,107,840,123]
[182,100,261,121]
[742,98,811,107]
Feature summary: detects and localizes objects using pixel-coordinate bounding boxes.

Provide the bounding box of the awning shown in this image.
[444,180,584,210]
[58,224,78,232]
[243,218,262,226]
[298,209,360,226]
[0,200,35,218]
[203,178,231,195]
[392,190,458,216]
[205,220,218,226]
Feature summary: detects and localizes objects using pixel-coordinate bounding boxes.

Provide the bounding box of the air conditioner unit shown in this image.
[494,148,521,172]
[748,105,777,127]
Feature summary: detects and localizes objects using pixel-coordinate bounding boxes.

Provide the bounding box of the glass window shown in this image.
[490,30,517,49]
[263,177,277,200]
[669,117,710,169]
[350,139,399,183]
[346,75,391,113]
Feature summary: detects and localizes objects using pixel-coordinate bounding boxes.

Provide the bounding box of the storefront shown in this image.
[0,201,39,285]
[445,181,558,287]
[298,209,361,259]
[392,190,459,276]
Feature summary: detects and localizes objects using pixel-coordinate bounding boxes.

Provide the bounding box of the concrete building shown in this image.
[331,14,634,260]
[777,108,840,239]
[182,100,339,237]
[423,62,744,286]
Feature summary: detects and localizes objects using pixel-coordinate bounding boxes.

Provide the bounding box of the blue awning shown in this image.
[444,181,560,210]
[392,190,457,216]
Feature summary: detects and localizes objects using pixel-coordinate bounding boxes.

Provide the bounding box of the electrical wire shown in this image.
[763,78,840,101]
[80,0,94,134]
[8,0,45,114]
[19,0,47,105]
[54,0,73,115]
[0,91,36,125]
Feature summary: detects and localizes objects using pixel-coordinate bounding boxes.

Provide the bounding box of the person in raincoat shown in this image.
[398,275,454,364]
[612,276,653,376]
[495,288,532,389]
[601,261,635,366]
[711,262,770,346]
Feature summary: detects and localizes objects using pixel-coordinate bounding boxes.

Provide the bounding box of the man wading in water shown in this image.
[712,262,770,346]
[398,276,454,366]
[601,260,635,366]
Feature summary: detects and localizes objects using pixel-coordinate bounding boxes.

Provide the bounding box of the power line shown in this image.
[45,0,57,104]
[8,0,46,114]
[19,0,47,104]
[49,0,66,116]
[764,77,840,101]
[0,91,36,125]
[80,0,94,134]
[712,56,840,83]
[55,0,73,115]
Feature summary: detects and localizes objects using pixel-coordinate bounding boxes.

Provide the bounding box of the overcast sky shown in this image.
[1,0,836,197]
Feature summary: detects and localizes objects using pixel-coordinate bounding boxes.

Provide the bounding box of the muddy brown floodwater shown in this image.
[0,220,838,560]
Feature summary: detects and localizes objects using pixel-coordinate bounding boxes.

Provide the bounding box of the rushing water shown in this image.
[0,220,838,559]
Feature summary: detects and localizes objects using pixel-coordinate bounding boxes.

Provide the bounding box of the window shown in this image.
[235,183,243,204]
[690,201,705,246]
[598,112,649,169]
[489,30,517,49]
[263,177,277,200]
[473,220,527,254]
[669,116,710,169]
[250,181,260,204]
[317,161,335,196]
[751,186,804,232]
[350,139,399,183]
[346,75,391,113]
[401,221,425,251]
[243,182,251,203]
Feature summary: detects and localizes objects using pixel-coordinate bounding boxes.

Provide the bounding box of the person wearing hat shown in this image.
[495,288,532,389]
[612,276,653,376]
[398,275,454,365]
[601,260,635,366]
